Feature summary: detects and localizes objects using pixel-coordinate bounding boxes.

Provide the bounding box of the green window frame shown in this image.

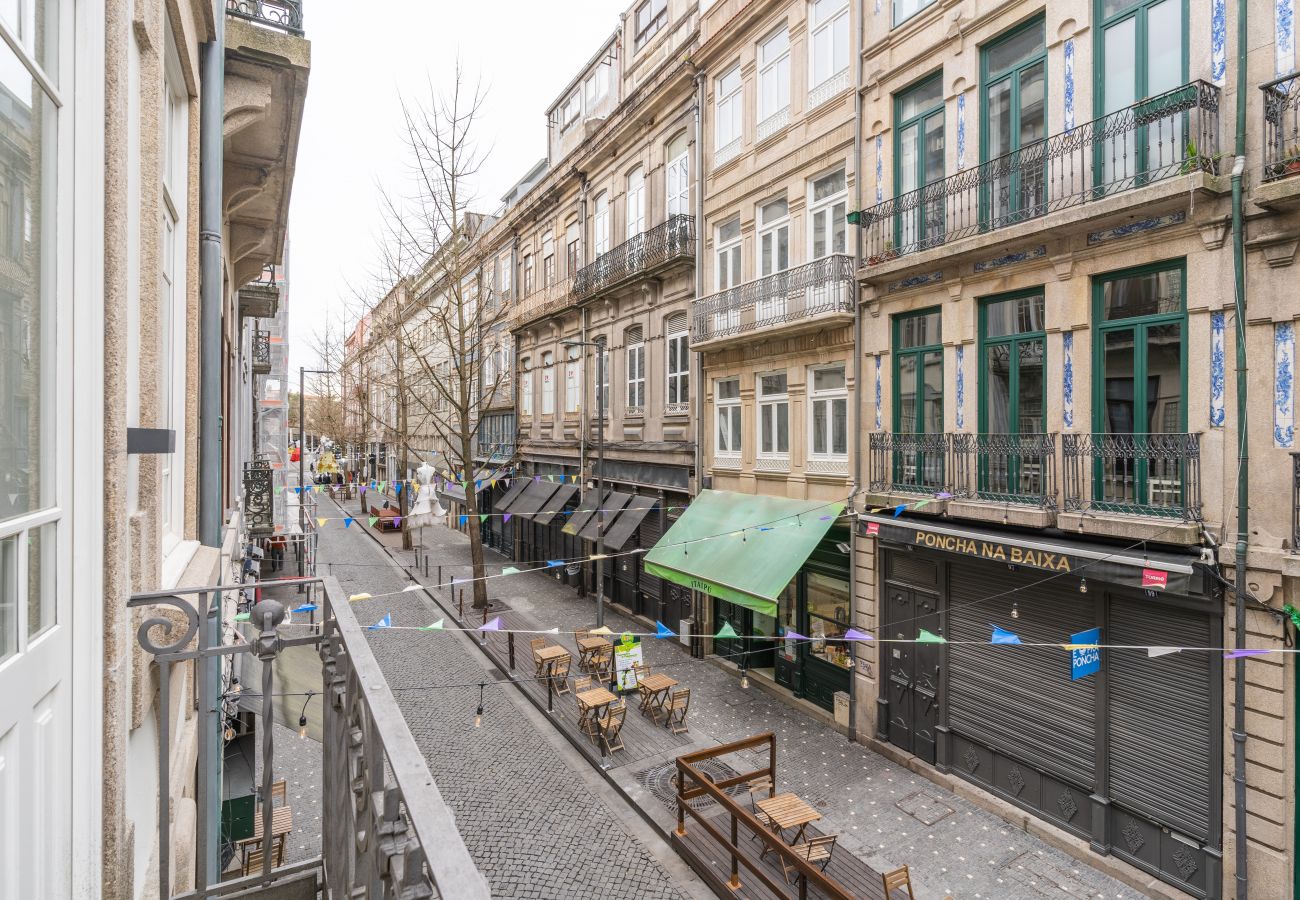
[893,73,946,253]
[1093,0,1189,187]
[892,308,944,490]
[1090,259,1189,515]
[977,289,1048,502]
[979,17,1048,228]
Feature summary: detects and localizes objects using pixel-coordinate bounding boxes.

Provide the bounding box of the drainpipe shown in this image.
[196,0,225,889]
[1229,0,1250,893]
[579,177,590,505]
[847,0,865,746]
[692,70,706,659]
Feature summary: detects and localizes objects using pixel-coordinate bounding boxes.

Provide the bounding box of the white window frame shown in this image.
[596,340,610,414]
[625,166,646,239]
[594,192,610,256]
[758,27,791,130]
[565,345,581,413]
[757,371,790,457]
[757,197,790,322]
[584,63,609,109]
[523,253,535,295]
[713,218,743,333]
[499,251,512,299]
[715,377,742,457]
[665,325,689,411]
[808,364,848,460]
[541,352,555,415]
[541,232,555,286]
[634,0,668,49]
[561,92,581,128]
[715,65,743,156]
[809,167,848,260]
[521,367,534,416]
[666,140,690,217]
[809,0,850,95]
[626,337,646,411]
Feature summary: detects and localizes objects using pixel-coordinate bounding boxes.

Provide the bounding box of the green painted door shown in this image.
[979,291,1047,500]
[981,18,1047,227]
[894,75,946,252]
[893,308,944,490]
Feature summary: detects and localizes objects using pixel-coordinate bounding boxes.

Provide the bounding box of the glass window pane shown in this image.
[1146,323,1182,432]
[1103,0,1144,17]
[813,366,845,391]
[1102,269,1184,320]
[899,77,944,120]
[1146,0,1182,95]
[899,123,920,194]
[1019,61,1047,145]
[1103,17,1137,114]
[1103,329,1137,433]
[832,398,847,453]
[1018,339,1046,433]
[923,113,945,184]
[718,378,739,400]
[761,198,788,222]
[776,402,789,452]
[807,572,851,668]
[923,350,944,432]
[985,294,1045,336]
[761,404,773,452]
[27,520,53,637]
[719,218,739,243]
[813,169,846,200]
[898,310,941,348]
[986,78,1012,158]
[986,20,1045,76]
[0,534,14,661]
[813,400,827,454]
[897,354,918,431]
[985,343,1013,432]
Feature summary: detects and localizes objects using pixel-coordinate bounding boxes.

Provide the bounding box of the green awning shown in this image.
[643,490,845,616]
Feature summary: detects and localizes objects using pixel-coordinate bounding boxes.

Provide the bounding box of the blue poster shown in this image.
[1070,627,1101,681]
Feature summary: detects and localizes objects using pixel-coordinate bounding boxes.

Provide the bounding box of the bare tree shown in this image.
[347,67,514,609]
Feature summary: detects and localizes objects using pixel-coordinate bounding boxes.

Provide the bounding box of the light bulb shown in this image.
[1079,578,1088,594]
[474,706,483,728]
[224,726,236,742]
[298,714,308,739]
[740,672,749,689]
[1010,604,1020,620]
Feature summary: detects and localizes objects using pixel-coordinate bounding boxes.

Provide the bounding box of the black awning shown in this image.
[511,480,564,520]
[857,514,1203,595]
[494,478,530,513]
[599,494,656,550]
[563,489,603,536]
[533,483,579,525]
[579,490,632,542]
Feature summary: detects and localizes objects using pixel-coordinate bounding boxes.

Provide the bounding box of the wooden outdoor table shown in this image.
[636,673,677,716]
[240,805,294,866]
[535,645,570,664]
[577,636,612,671]
[757,793,821,848]
[575,686,618,740]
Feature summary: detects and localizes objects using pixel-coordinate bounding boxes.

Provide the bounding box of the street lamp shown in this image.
[299,367,334,581]
[563,338,607,630]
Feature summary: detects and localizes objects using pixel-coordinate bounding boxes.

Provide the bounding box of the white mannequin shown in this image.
[405,461,443,527]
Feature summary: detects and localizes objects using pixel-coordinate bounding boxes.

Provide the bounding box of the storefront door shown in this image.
[881,578,941,763]
[713,600,778,671]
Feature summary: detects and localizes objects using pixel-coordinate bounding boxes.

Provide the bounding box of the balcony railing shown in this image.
[226,0,304,35]
[239,264,281,319]
[1293,453,1300,550]
[1262,72,1300,181]
[691,254,855,343]
[243,457,274,534]
[858,81,1221,264]
[1063,432,1201,520]
[573,214,695,299]
[252,329,272,375]
[868,432,948,495]
[951,432,1057,508]
[512,274,574,325]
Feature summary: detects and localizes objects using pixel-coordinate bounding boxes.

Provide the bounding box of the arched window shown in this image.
[665,132,689,217]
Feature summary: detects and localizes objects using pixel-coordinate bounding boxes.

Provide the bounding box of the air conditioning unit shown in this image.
[678,617,693,648]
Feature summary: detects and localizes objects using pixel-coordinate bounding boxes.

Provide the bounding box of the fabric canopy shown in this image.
[562,489,604,536]
[600,494,657,550]
[533,483,579,525]
[579,491,632,542]
[643,490,845,616]
[511,480,563,520]
[493,478,529,512]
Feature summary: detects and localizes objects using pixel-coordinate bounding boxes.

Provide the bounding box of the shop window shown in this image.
[807,571,851,669]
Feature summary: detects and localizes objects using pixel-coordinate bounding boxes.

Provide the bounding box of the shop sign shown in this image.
[901,527,1074,572]
[1070,627,1101,681]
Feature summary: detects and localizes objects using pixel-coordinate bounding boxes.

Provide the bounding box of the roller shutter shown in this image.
[637,512,663,603]
[1106,596,1214,841]
[947,560,1097,788]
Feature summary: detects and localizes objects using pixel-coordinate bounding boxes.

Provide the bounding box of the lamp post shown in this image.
[299,367,333,581]
[563,338,607,630]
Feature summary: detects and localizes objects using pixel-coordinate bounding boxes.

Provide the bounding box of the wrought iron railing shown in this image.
[1062,432,1201,520]
[858,81,1221,264]
[226,0,304,35]
[252,329,272,375]
[1293,453,1300,550]
[868,432,948,495]
[573,214,695,299]
[512,274,574,326]
[691,254,855,342]
[244,458,274,534]
[239,264,281,319]
[1262,72,1300,180]
[951,433,1057,508]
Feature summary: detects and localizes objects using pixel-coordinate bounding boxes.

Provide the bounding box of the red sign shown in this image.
[1141,568,1168,589]
[864,521,880,536]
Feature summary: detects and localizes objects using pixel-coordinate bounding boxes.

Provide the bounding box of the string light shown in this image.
[1079,578,1088,594]
[297,691,315,739]
[474,682,485,727]
[1010,602,1020,620]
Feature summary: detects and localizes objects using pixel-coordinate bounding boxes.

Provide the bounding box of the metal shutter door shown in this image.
[948,561,1097,787]
[637,513,663,602]
[1107,597,1214,840]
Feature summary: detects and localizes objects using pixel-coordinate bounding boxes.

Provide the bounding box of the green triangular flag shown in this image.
[917,628,947,644]
[368,516,379,527]
[501,566,521,576]
[479,514,488,523]
[421,619,444,631]
[715,622,740,639]
[274,486,282,495]
[234,612,250,622]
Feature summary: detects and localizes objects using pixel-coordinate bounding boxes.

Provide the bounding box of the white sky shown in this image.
[285,0,630,376]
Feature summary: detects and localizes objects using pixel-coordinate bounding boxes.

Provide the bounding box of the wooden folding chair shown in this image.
[550,654,572,695]
[269,779,287,807]
[598,703,627,755]
[781,834,837,884]
[746,775,777,844]
[664,688,690,734]
[881,863,916,899]
[591,647,614,682]
[529,637,548,653]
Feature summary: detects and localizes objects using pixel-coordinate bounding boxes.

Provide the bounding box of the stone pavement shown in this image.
[314,496,711,900]
[332,499,1155,900]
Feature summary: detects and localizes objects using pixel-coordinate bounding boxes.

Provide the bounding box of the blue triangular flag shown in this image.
[292,604,317,613]
[545,559,564,568]
[459,514,468,526]
[991,625,1022,645]
[395,483,403,495]
[655,621,676,638]
[344,517,354,528]
[893,504,906,517]
[367,614,392,631]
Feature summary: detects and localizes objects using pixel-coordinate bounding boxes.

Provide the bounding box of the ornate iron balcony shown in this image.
[1293,453,1300,550]
[573,214,695,300]
[243,457,274,534]
[1262,72,1300,181]
[868,432,949,495]
[951,432,1057,508]
[691,254,855,343]
[512,274,574,326]
[239,264,280,319]
[1062,432,1201,520]
[226,0,303,35]
[857,81,1221,264]
[251,329,272,375]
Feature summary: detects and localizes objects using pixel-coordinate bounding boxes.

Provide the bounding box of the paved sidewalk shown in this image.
[314,496,711,900]
[338,505,1152,900]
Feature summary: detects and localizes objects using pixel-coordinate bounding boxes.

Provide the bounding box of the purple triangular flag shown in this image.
[783,630,808,641]
[479,617,502,632]
[503,513,512,523]
[1224,648,1271,659]
[843,628,873,641]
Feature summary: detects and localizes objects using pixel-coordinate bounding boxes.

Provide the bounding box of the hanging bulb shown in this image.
[224,726,236,742]
[230,676,241,694]
[298,714,308,739]
[741,672,749,689]
[1010,603,1020,620]
[474,705,484,728]
[1079,578,1088,594]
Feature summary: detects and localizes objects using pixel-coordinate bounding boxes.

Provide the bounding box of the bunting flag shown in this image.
[917,628,946,644]
[349,593,373,602]
[545,627,560,634]
[991,625,1022,645]
[843,628,873,641]
[479,514,488,523]
[403,585,424,592]
[503,513,512,523]
[344,518,354,528]
[274,486,283,495]
[421,619,444,631]
[590,625,612,636]
[715,622,739,639]
[292,604,317,613]
[545,560,564,568]
[233,612,250,622]
[1148,646,1181,658]
[913,499,931,510]
[368,516,379,528]
[395,483,403,495]
[395,518,402,527]
[783,630,808,641]
[368,614,393,630]
[501,567,520,576]
[317,517,328,528]
[893,504,906,517]
[1225,648,1271,659]
[655,621,676,638]
[935,492,953,500]
[480,617,502,632]
[459,515,468,526]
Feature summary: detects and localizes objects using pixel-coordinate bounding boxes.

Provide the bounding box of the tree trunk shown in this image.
[465,469,489,610]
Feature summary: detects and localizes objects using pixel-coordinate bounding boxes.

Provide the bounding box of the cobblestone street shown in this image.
[329,494,1164,900]
[314,496,710,900]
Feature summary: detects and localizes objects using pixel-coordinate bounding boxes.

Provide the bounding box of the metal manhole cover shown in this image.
[896,789,955,826]
[634,759,745,812]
